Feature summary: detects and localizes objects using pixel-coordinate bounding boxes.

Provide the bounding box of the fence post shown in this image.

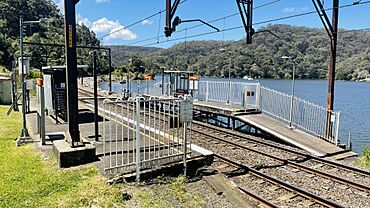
[335,111,340,146]
[288,94,294,128]
[39,86,45,145]
[183,121,188,176]
[135,98,141,182]
[227,80,232,104]
[205,81,209,101]
[256,84,261,111]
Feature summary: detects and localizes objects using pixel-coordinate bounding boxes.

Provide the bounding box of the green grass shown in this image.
[0,105,205,208]
[0,105,123,208]
[360,146,370,169]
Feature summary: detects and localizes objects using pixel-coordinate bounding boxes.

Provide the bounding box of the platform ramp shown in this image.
[238,114,347,157]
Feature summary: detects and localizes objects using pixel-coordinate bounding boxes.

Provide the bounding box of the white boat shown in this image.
[243,76,253,81]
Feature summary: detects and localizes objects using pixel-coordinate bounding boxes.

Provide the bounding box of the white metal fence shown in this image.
[259,86,340,144]
[195,80,340,145]
[197,81,259,108]
[102,96,192,180]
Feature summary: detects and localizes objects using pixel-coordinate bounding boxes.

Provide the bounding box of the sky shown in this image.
[53,0,370,48]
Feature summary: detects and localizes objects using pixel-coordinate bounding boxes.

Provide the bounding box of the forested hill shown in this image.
[113,24,370,81]
[108,45,161,66]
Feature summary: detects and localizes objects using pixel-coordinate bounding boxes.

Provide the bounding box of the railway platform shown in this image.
[143,94,259,116]
[26,96,213,180]
[237,114,358,158]
[143,91,357,159]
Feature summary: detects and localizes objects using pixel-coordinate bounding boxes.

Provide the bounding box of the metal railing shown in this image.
[195,80,341,145]
[259,86,340,145]
[197,81,259,108]
[102,96,192,180]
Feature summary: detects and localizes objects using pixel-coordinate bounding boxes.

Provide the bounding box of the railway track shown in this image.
[77,88,370,206]
[192,121,370,183]
[214,154,344,208]
[191,121,370,207]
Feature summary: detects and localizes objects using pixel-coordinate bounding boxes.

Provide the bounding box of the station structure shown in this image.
[16,0,360,183]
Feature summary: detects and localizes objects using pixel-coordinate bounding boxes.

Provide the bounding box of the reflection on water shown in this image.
[100,77,370,154]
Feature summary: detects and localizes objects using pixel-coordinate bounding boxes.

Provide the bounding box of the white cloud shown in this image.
[282,7,309,13]
[96,0,111,3]
[91,18,137,40]
[91,18,117,33]
[109,26,137,40]
[141,19,153,25]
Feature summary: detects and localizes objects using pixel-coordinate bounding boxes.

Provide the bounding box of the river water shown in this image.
[100,78,370,154]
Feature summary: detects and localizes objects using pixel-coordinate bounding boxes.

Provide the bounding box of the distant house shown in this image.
[367,74,370,82]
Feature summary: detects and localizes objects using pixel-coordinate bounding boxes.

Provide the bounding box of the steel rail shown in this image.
[80,88,369,178]
[78,88,369,190]
[193,121,370,177]
[191,123,370,192]
[215,154,345,208]
[237,186,280,208]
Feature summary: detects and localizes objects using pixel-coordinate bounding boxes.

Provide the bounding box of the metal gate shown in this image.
[102,96,193,181]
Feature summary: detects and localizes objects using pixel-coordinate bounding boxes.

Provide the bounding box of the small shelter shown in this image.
[42,65,88,123]
[162,70,200,97]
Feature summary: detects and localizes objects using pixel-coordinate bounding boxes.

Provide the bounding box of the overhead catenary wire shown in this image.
[138,0,370,47]
[127,0,282,46]
[98,0,189,40]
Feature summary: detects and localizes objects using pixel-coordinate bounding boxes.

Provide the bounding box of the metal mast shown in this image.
[64,0,82,146]
[312,0,339,139]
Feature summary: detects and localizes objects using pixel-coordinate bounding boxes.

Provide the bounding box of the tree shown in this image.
[0,0,100,73]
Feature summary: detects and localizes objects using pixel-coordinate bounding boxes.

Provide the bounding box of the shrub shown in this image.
[360,146,370,169]
[29,70,42,79]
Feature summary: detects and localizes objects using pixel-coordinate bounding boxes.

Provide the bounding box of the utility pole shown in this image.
[12,54,19,112]
[327,0,339,139]
[312,0,339,139]
[108,48,112,94]
[16,17,31,146]
[16,17,52,146]
[64,0,82,147]
[91,51,99,142]
[127,58,132,93]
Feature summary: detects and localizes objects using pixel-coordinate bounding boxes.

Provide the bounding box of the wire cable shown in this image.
[138,0,370,47]
[127,0,281,46]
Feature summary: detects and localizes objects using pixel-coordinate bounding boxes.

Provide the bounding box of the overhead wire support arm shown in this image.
[165,0,181,37]
[312,0,334,39]
[254,30,281,39]
[165,0,220,36]
[311,0,339,139]
[165,0,254,43]
[176,18,220,32]
[236,0,254,44]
